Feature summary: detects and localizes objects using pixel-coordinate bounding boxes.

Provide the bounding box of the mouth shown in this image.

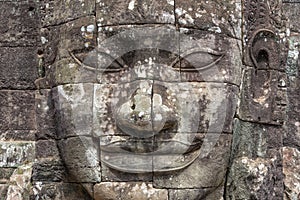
[100,133,205,173]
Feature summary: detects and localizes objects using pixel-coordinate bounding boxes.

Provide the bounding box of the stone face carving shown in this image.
[1,0,299,199]
[52,25,240,198]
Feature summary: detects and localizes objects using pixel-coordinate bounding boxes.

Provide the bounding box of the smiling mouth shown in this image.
[100,133,205,173]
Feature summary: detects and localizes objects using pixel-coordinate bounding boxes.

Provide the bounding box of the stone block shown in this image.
[37,17,97,88]
[40,0,95,27]
[57,136,101,183]
[96,0,175,26]
[0,142,35,168]
[52,83,94,138]
[55,16,97,60]
[66,166,101,183]
[94,182,168,200]
[283,147,300,200]
[101,163,152,182]
[0,1,39,47]
[284,36,300,148]
[153,134,231,188]
[4,164,33,200]
[0,90,36,132]
[0,47,38,89]
[0,130,36,141]
[175,0,241,38]
[226,150,283,200]
[169,186,224,200]
[231,119,283,159]
[32,160,65,182]
[57,136,99,167]
[36,140,59,159]
[51,58,97,86]
[35,90,56,140]
[238,68,287,125]
[32,183,93,200]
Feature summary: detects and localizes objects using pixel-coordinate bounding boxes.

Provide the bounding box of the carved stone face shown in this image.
[53,26,241,195]
[46,1,244,198]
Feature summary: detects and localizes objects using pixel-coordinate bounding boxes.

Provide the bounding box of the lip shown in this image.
[100,134,205,173]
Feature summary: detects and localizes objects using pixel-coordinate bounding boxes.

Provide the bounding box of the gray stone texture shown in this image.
[0,0,299,199]
[0,48,38,89]
[31,183,93,200]
[94,182,168,200]
[0,1,40,47]
[96,0,175,25]
[226,120,284,199]
[153,134,231,188]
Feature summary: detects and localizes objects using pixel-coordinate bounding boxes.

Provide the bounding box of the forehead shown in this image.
[96,0,241,38]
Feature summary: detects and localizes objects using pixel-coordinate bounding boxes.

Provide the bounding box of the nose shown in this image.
[115,80,178,138]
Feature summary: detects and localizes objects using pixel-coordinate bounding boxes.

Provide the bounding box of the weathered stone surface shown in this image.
[153,134,231,188]
[0,90,36,131]
[32,183,93,200]
[96,26,242,85]
[231,120,283,158]
[0,168,14,184]
[101,164,152,182]
[35,90,56,140]
[33,139,64,182]
[40,0,95,27]
[0,48,38,89]
[57,136,99,167]
[226,151,283,200]
[94,182,168,200]
[36,140,59,159]
[55,16,97,60]
[179,29,242,85]
[227,120,284,199]
[32,160,65,182]
[0,184,8,199]
[243,0,287,68]
[0,1,39,47]
[169,186,224,200]
[53,83,94,138]
[50,58,97,86]
[37,17,97,88]
[94,82,237,139]
[238,68,287,125]
[4,164,33,200]
[0,142,35,168]
[175,0,242,38]
[96,0,175,26]
[283,3,300,33]
[0,130,36,141]
[57,136,101,182]
[284,35,300,148]
[283,147,300,200]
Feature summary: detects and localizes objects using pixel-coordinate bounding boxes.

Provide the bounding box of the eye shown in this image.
[69,49,124,73]
[171,49,225,72]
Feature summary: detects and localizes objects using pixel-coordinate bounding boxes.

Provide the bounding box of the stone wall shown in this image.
[0,0,299,199]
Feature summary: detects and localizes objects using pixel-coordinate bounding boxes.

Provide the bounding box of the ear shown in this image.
[249,29,280,70]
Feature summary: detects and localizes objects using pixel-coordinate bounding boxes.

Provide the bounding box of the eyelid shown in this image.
[69,49,124,73]
[171,48,225,72]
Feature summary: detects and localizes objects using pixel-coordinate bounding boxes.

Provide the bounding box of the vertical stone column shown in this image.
[0,1,39,199]
[226,0,288,199]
